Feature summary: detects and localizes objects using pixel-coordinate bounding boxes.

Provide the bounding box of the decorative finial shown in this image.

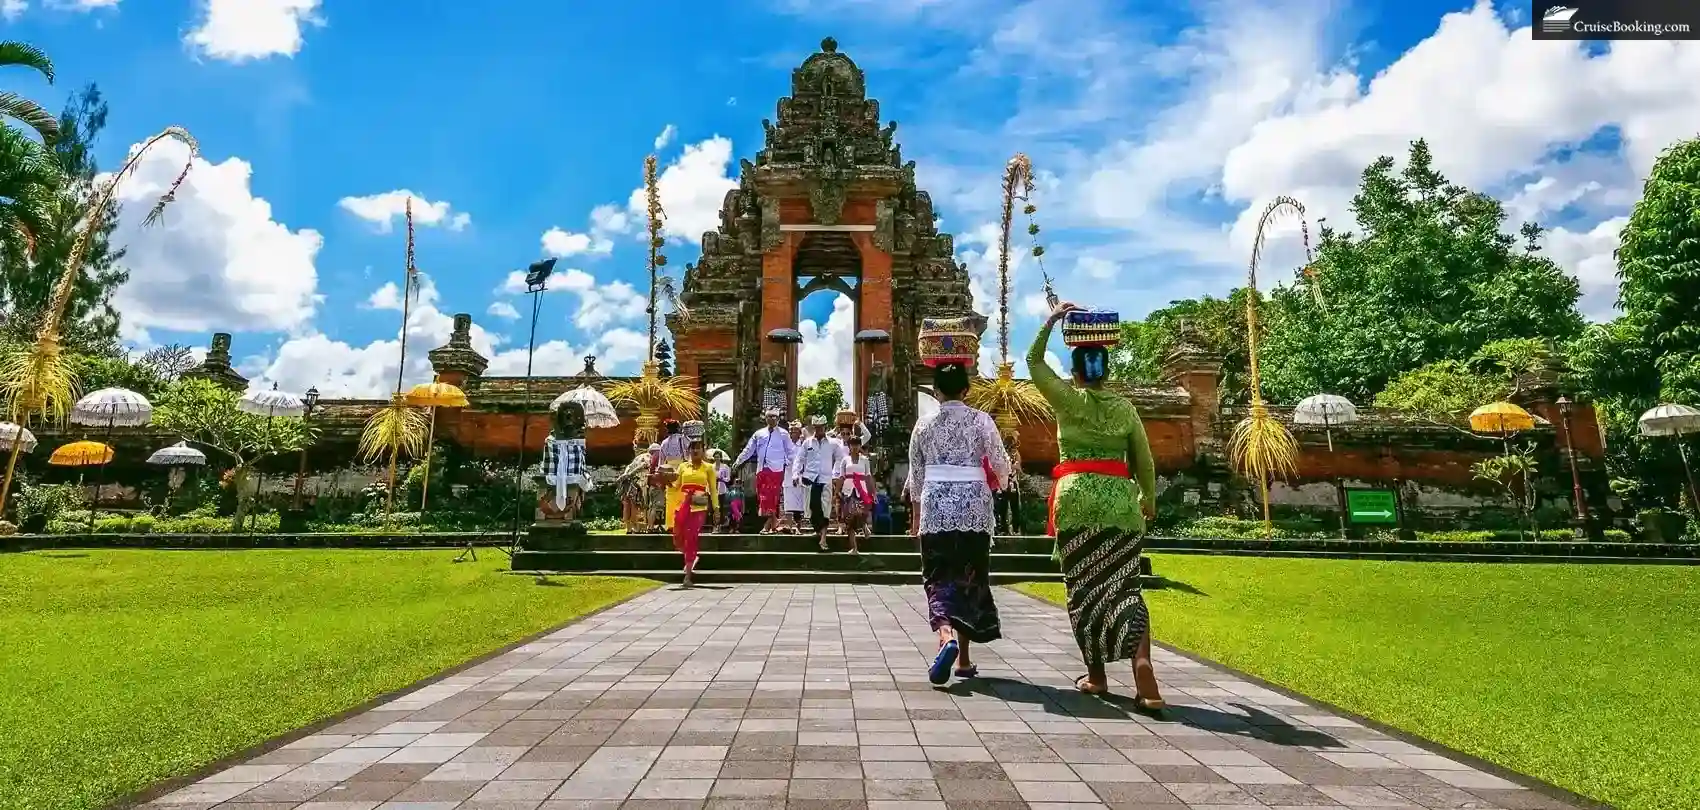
[1042,272,1059,311]
[821,37,837,53]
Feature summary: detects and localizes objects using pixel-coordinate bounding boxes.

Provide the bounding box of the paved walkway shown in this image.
[146,585,1584,810]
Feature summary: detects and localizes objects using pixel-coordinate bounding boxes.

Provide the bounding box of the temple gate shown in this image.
[666,38,978,454]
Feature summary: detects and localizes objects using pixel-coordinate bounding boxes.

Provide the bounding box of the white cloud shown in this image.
[885,0,1695,323]
[1544,216,1627,320]
[255,275,499,398]
[185,0,324,62]
[107,137,322,334]
[797,294,856,390]
[626,137,738,243]
[5,0,120,17]
[590,203,631,235]
[541,226,612,258]
[487,301,519,320]
[365,281,405,311]
[494,267,648,332]
[653,124,678,150]
[599,328,651,367]
[338,190,471,233]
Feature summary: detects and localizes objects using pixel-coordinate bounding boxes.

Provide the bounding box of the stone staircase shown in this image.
[510,526,1075,584]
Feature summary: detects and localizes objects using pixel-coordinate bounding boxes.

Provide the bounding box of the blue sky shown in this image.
[3,0,1691,404]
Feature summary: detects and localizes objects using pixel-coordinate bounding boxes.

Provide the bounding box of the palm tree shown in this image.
[0,126,59,259]
[0,41,58,144]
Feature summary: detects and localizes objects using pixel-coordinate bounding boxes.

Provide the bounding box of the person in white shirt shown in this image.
[832,434,873,554]
[780,421,807,532]
[734,408,796,534]
[793,415,847,551]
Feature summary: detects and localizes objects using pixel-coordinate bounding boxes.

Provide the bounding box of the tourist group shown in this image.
[632,298,1166,707]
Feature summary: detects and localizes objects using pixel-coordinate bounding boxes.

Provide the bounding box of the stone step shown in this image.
[506,567,1066,585]
[510,549,1062,574]
[522,530,1056,555]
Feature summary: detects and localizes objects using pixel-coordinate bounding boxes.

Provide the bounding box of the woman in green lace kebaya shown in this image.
[1028,302,1165,710]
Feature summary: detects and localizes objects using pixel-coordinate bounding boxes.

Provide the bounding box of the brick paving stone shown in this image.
[137,585,1593,810]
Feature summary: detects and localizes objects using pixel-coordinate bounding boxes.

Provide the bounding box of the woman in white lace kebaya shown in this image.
[907,362,1012,683]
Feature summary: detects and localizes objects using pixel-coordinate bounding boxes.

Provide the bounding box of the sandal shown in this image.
[954,666,979,679]
[929,641,959,685]
[1074,675,1110,696]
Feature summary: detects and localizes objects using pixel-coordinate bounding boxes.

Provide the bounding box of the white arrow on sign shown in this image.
[1352,509,1393,518]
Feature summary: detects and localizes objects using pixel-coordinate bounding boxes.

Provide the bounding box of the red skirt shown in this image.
[755,468,784,515]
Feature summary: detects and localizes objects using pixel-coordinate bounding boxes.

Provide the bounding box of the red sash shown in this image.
[845,472,873,506]
[1046,459,1130,536]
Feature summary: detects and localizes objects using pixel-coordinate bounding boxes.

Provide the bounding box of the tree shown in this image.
[1,83,127,352]
[1257,140,1585,405]
[1569,136,1700,508]
[1372,338,1555,421]
[0,127,58,274]
[796,377,845,423]
[0,41,59,143]
[153,378,315,529]
[1112,292,1252,402]
[704,409,733,453]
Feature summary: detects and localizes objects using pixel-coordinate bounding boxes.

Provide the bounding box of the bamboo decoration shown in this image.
[0,126,200,517]
[357,198,430,523]
[967,154,1051,446]
[1228,196,1307,538]
[605,154,699,447]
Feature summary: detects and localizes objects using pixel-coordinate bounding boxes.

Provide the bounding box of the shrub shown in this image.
[583,517,624,532]
[16,483,84,531]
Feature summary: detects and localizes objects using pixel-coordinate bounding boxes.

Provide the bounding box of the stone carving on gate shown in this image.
[670,37,974,449]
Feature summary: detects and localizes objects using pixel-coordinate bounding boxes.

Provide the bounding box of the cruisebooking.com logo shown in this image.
[1540,5,1693,37]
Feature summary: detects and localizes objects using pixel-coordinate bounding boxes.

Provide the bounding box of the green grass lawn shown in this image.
[1013,557,1700,810]
[0,550,655,810]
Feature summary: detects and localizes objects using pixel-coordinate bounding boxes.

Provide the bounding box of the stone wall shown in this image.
[25,325,1610,524]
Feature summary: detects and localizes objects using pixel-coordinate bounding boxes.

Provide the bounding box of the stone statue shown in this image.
[536,401,592,523]
[759,360,788,416]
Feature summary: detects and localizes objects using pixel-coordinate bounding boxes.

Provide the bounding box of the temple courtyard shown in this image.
[3,552,1696,810]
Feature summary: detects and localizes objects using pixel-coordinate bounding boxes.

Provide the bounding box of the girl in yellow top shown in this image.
[668,438,719,586]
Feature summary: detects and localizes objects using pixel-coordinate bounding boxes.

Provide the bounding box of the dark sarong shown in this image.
[920,529,1001,644]
[1057,525,1148,666]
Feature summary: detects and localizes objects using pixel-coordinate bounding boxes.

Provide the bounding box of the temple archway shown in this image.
[666,37,980,456]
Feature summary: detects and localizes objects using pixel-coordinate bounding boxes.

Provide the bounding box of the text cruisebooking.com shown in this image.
[1567,20,1691,35]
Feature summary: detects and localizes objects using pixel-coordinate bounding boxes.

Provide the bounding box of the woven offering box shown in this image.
[918,317,979,368]
[1062,309,1120,348]
[681,420,705,440]
[835,409,858,427]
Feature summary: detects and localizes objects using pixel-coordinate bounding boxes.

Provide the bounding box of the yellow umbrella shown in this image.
[49,441,114,533]
[404,379,469,510]
[1469,402,1534,435]
[49,440,114,467]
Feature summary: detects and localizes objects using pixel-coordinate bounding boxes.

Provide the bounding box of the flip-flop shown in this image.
[929,641,959,685]
[1131,696,1167,718]
[954,666,979,679]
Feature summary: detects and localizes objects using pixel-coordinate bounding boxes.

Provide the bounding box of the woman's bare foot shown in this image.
[1132,632,1165,708]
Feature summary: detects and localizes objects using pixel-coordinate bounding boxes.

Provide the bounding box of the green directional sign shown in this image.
[1346,489,1397,524]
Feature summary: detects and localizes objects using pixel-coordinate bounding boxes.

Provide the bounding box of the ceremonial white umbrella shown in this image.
[1639,403,1700,515]
[551,386,620,429]
[0,422,37,455]
[70,387,154,429]
[1294,394,1357,452]
[239,382,308,418]
[68,387,154,533]
[1295,393,1358,538]
[147,441,208,495]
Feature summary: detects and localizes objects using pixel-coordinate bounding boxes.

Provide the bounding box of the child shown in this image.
[727,483,746,532]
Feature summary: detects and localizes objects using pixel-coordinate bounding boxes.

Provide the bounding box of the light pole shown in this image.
[292,386,320,511]
[511,258,556,549]
[1556,395,1591,535]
